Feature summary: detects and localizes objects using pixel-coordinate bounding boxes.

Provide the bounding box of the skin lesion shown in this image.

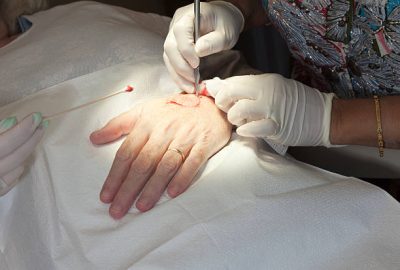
[164,93,231,135]
[167,93,202,107]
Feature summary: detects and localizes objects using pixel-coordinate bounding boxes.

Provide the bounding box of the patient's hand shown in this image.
[90,94,232,219]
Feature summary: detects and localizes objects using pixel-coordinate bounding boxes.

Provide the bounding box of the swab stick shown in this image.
[43,85,134,120]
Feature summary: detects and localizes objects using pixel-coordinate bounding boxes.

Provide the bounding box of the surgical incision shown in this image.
[167,94,201,107]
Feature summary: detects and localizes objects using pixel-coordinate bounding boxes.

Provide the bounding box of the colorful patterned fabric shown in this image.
[263,0,400,98]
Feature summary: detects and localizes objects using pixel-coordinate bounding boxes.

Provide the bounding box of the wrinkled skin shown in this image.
[90,94,232,219]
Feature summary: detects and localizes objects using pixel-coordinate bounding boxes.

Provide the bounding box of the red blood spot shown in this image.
[125,85,134,92]
[199,85,209,96]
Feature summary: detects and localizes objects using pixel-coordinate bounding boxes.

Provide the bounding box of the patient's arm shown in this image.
[90,94,232,219]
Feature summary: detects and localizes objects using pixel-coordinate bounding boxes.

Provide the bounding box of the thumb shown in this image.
[203,77,225,98]
[236,118,279,138]
[195,31,226,57]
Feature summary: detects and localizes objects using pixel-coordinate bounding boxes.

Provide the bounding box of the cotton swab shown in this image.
[43,85,134,120]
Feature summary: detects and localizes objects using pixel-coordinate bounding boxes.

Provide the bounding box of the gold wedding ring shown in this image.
[167,148,185,162]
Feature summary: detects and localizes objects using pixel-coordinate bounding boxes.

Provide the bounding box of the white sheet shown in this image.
[0,1,170,106]
[0,57,400,269]
[0,2,399,269]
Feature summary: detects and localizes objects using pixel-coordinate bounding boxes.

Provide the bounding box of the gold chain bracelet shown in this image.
[373,95,384,157]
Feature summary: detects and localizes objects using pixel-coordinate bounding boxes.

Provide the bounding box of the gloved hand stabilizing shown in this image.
[205,74,336,147]
[0,113,46,196]
[163,1,244,93]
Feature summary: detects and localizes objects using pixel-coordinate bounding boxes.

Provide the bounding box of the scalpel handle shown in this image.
[194,0,200,42]
[194,67,200,96]
[194,0,200,96]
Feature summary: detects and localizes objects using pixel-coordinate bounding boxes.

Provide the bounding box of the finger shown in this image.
[163,52,195,93]
[90,109,139,145]
[0,113,42,159]
[206,78,236,112]
[173,13,200,68]
[0,116,17,134]
[215,79,261,113]
[227,99,264,126]
[195,31,227,57]
[163,32,196,83]
[108,135,170,219]
[0,124,45,177]
[100,130,149,204]
[0,166,24,196]
[203,78,224,98]
[167,144,209,198]
[236,118,279,138]
[205,77,258,113]
[136,145,189,212]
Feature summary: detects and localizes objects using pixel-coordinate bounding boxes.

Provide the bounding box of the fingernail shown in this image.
[136,200,151,211]
[32,112,42,126]
[168,186,180,198]
[100,190,112,202]
[0,117,17,130]
[93,130,104,138]
[110,205,123,218]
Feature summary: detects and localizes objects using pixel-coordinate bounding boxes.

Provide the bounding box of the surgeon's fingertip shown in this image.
[0,116,17,130]
[235,126,255,137]
[203,78,223,97]
[195,39,212,57]
[237,119,279,138]
[32,112,42,126]
[41,120,50,129]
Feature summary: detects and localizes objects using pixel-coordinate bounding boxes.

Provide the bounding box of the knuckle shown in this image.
[227,112,236,124]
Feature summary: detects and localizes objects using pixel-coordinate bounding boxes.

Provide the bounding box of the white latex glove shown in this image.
[205,74,336,147]
[163,1,244,93]
[0,113,46,196]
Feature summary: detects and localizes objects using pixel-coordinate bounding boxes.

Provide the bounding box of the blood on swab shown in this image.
[43,85,134,120]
